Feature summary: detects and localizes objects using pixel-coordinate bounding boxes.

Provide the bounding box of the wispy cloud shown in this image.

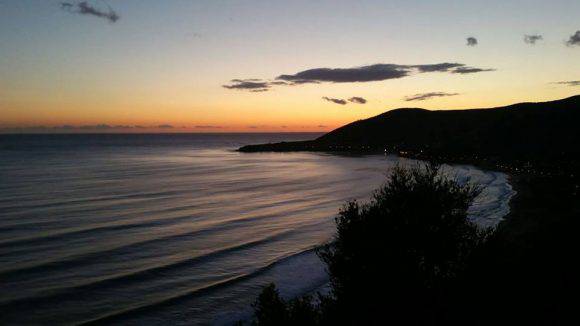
[279,64,410,83]
[276,63,491,83]
[222,79,271,92]
[524,34,543,45]
[566,30,580,46]
[321,96,367,105]
[466,37,478,46]
[403,92,460,101]
[412,63,463,73]
[195,125,223,129]
[348,97,367,104]
[0,124,183,133]
[60,1,120,23]
[452,67,495,74]
[276,63,493,83]
[553,80,580,86]
[322,97,347,105]
[224,62,494,92]
[221,78,320,92]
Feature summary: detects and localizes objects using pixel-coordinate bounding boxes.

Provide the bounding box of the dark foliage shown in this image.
[248,164,489,325]
[317,164,486,324]
[251,284,288,326]
[251,283,320,326]
[450,174,580,325]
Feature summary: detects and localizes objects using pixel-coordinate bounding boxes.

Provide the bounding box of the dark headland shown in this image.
[240,95,580,325]
[240,95,580,175]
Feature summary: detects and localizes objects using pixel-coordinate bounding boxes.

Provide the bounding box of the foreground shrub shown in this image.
[249,164,489,325]
[251,283,319,326]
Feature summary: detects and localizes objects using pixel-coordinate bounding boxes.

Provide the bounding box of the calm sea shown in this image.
[0,133,514,325]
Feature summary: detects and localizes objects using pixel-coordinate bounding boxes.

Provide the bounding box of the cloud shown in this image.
[524,34,543,45]
[348,97,367,104]
[278,64,410,83]
[466,37,478,46]
[231,78,262,82]
[553,80,580,86]
[566,30,580,46]
[195,125,223,129]
[60,2,74,10]
[222,79,271,92]
[79,124,113,129]
[403,92,460,101]
[225,62,494,92]
[0,124,183,133]
[59,124,133,130]
[274,63,492,84]
[322,97,347,105]
[412,63,464,73]
[288,79,320,85]
[451,67,495,74]
[60,1,120,23]
[268,81,291,86]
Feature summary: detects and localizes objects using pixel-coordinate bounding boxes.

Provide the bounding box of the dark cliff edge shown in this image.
[239,95,580,174]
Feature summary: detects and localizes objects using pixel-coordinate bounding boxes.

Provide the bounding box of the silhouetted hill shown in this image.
[239,95,580,164]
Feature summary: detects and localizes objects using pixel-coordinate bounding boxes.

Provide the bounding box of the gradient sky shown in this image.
[1,0,579,132]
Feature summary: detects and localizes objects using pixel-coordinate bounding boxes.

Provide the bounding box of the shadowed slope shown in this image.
[239,95,580,162]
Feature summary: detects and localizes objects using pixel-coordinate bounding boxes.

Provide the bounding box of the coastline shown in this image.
[492,172,579,245]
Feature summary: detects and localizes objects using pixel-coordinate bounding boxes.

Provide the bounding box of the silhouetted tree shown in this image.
[286,295,320,326]
[250,283,320,326]
[249,164,490,325]
[318,163,487,324]
[252,284,288,326]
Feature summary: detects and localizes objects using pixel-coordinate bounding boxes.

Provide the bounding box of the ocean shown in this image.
[0,133,514,325]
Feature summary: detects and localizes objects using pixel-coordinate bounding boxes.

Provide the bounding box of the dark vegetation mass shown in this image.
[245,164,482,325]
[316,164,486,325]
[243,164,579,325]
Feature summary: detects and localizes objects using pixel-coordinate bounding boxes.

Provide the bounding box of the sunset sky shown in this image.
[1,0,579,132]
